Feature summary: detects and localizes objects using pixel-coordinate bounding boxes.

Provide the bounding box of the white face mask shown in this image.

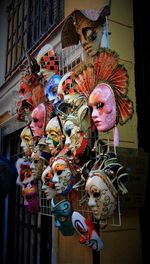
[51,158,74,195]
[64,120,83,152]
[85,172,117,220]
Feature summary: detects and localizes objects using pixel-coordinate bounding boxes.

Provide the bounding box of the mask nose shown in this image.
[21,140,26,147]
[30,161,35,169]
[91,108,99,119]
[88,196,96,207]
[52,172,59,183]
[65,135,71,146]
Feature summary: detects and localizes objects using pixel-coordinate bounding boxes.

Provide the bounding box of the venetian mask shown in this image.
[20,126,34,156]
[72,211,103,251]
[16,158,31,186]
[75,17,103,57]
[46,116,64,156]
[51,157,75,196]
[30,103,46,137]
[51,198,74,236]
[16,73,39,121]
[30,146,45,180]
[37,44,59,82]
[41,165,56,200]
[22,181,39,214]
[85,171,117,220]
[45,74,61,109]
[88,83,116,132]
[64,119,87,159]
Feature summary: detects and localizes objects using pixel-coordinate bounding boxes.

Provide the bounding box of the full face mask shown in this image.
[16,73,39,121]
[51,157,75,196]
[45,74,61,109]
[20,126,34,156]
[30,103,46,137]
[75,17,103,57]
[22,181,39,214]
[37,44,59,82]
[64,119,87,159]
[72,211,103,251]
[30,146,45,179]
[46,116,64,156]
[88,83,116,132]
[51,198,74,236]
[85,171,117,221]
[41,165,56,200]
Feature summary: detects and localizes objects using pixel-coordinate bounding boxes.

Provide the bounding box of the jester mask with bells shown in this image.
[74,49,134,146]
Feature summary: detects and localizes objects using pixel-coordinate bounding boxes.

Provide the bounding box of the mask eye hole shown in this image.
[20,88,25,94]
[34,160,39,164]
[97,103,104,109]
[65,128,72,137]
[93,192,101,198]
[33,118,39,123]
[26,195,33,201]
[58,216,66,222]
[82,27,97,41]
[51,86,57,95]
[57,170,63,176]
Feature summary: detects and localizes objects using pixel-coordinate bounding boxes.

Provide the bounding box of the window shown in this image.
[5,0,64,79]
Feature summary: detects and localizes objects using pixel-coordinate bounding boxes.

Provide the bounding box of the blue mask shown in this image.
[45,75,61,108]
[51,198,74,236]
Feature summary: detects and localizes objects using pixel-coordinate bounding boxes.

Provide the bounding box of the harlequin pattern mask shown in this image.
[37,44,59,82]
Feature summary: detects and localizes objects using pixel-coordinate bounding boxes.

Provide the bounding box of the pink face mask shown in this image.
[22,182,39,214]
[30,103,46,137]
[88,83,116,132]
